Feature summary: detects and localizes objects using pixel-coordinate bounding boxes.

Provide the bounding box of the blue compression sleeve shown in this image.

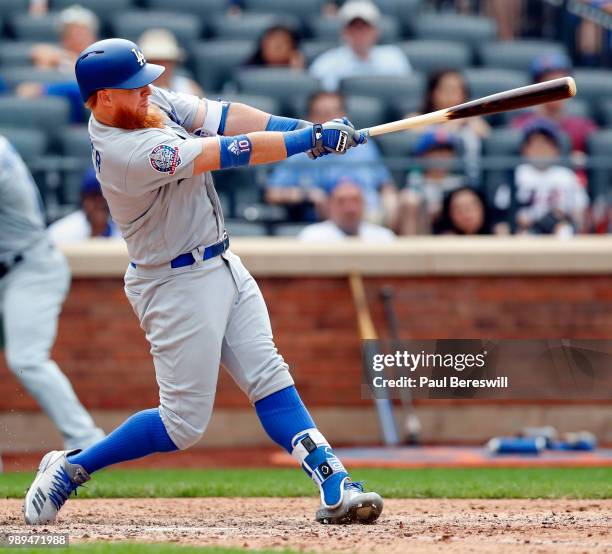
[217,102,231,135]
[266,115,302,132]
[283,126,314,157]
[219,135,252,168]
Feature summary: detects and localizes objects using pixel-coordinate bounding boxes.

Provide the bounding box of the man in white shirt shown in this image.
[309,1,412,92]
[299,178,396,241]
[48,168,121,244]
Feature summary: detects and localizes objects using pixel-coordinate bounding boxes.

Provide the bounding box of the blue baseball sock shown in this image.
[255,386,349,507]
[67,408,177,474]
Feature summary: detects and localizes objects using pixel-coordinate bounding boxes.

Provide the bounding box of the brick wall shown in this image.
[2,275,612,414]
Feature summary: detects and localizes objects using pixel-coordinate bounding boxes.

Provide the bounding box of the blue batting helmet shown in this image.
[75,38,165,102]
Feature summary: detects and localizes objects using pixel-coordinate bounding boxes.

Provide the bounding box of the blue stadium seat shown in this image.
[144,0,227,19]
[210,13,299,41]
[218,93,280,116]
[0,41,35,67]
[0,96,70,139]
[235,68,321,113]
[59,125,91,160]
[273,222,308,236]
[597,98,612,128]
[0,126,47,162]
[308,14,400,44]
[345,95,386,131]
[301,40,336,65]
[463,68,529,100]
[413,13,497,47]
[587,130,612,198]
[9,13,61,42]
[340,74,425,102]
[399,40,471,74]
[478,40,569,72]
[0,0,30,18]
[190,40,254,92]
[243,0,326,18]
[374,131,420,158]
[373,0,423,34]
[225,220,268,237]
[0,67,73,89]
[573,69,612,119]
[110,11,202,47]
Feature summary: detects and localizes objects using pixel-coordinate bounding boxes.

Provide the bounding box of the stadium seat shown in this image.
[0,67,72,89]
[374,131,421,158]
[373,0,423,34]
[572,69,612,119]
[110,11,202,47]
[587,130,612,198]
[399,40,471,74]
[0,96,70,139]
[0,126,47,162]
[345,95,386,131]
[144,0,227,19]
[413,13,497,47]
[234,68,321,112]
[217,93,280,116]
[9,13,61,42]
[478,40,568,72]
[0,0,29,18]
[58,125,91,160]
[209,13,299,41]
[308,15,400,44]
[190,40,254,92]
[224,220,268,237]
[301,39,337,65]
[273,223,308,237]
[463,68,529,100]
[0,41,35,67]
[598,99,612,128]
[340,74,424,102]
[50,0,133,26]
[243,0,327,18]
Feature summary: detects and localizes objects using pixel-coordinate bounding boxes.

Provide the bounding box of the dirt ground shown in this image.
[1,498,610,553]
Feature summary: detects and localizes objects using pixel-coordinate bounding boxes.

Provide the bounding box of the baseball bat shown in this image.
[348,273,401,446]
[361,76,577,137]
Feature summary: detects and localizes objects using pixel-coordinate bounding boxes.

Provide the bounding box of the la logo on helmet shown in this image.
[131,48,146,66]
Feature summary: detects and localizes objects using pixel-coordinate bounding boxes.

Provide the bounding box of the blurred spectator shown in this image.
[398,129,466,235]
[511,54,597,154]
[484,0,525,41]
[30,0,48,16]
[412,69,490,184]
[512,120,589,236]
[298,179,395,241]
[266,91,398,225]
[17,5,99,123]
[48,169,121,244]
[31,5,99,73]
[309,1,412,91]
[139,29,203,96]
[434,186,495,235]
[246,24,305,70]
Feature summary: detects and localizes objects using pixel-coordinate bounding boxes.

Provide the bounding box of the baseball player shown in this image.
[0,135,105,451]
[24,38,383,525]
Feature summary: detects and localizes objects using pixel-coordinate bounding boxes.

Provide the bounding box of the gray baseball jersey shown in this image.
[89,87,226,266]
[0,136,46,262]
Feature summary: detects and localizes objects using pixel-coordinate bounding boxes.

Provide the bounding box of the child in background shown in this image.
[398,129,466,235]
[514,120,589,236]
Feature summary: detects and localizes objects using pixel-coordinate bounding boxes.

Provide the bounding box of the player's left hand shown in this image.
[312,118,367,158]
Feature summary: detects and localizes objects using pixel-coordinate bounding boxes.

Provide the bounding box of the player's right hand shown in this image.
[312,119,367,158]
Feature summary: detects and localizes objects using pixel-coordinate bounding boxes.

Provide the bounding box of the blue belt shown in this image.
[130,236,229,269]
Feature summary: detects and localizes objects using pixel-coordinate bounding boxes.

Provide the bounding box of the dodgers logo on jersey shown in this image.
[149,144,181,175]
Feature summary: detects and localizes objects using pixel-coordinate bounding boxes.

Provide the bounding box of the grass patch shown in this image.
[2,467,611,499]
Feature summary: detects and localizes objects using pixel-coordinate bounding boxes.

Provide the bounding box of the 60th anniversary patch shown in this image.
[149,144,181,175]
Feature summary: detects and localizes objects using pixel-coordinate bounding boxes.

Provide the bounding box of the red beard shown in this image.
[112,103,165,130]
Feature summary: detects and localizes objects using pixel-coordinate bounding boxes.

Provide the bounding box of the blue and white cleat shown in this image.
[23,450,90,525]
[315,479,383,525]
